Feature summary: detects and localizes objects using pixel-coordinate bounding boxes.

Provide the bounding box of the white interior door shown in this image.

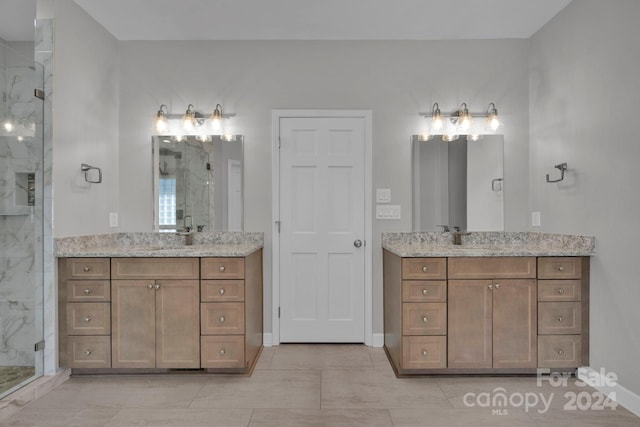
[279,117,365,342]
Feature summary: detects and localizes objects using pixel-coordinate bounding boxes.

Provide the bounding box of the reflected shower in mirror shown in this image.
[412,135,504,232]
[152,135,243,232]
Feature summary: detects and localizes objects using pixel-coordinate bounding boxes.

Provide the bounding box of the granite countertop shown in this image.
[382,232,595,258]
[55,232,263,258]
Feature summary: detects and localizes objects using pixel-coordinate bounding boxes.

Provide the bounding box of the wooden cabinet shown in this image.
[200,250,263,372]
[537,257,589,368]
[383,251,590,376]
[448,278,537,369]
[110,258,200,369]
[58,258,112,369]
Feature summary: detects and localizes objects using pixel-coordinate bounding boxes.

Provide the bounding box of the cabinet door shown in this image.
[492,279,537,368]
[155,280,200,368]
[111,280,156,368]
[448,280,492,368]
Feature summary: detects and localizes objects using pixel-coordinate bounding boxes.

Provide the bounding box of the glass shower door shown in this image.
[0,42,44,399]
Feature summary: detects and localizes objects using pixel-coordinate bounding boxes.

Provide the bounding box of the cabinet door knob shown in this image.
[422,316,429,323]
[84,349,92,356]
[83,316,91,322]
[494,283,501,289]
[422,266,429,272]
[555,348,564,356]
[422,289,429,295]
[219,266,226,272]
[219,288,226,295]
[558,266,565,271]
[147,284,153,289]
[83,266,91,272]
[83,289,92,294]
[422,349,428,357]
[219,348,226,356]
[488,284,493,289]
[219,316,226,323]
[155,284,160,290]
[556,288,565,295]
[557,316,564,323]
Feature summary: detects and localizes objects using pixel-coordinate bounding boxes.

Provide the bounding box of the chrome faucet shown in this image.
[452,230,471,245]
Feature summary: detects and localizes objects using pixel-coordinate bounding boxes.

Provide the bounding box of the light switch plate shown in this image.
[109,212,118,228]
[376,205,401,220]
[376,188,391,204]
[531,211,541,227]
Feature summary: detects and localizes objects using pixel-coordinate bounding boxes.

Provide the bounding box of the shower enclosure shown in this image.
[0,41,44,398]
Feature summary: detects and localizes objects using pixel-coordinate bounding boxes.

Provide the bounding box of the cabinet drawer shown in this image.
[402,281,447,303]
[402,336,447,369]
[538,280,581,301]
[111,258,199,280]
[201,302,245,335]
[538,257,582,279]
[401,258,446,280]
[66,336,111,368]
[538,335,582,368]
[66,303,111,335]
[448,257,536,279]
[538,302,581,335]
[66,280,110,302]
[65,258,110,279]
[201,335,245,368]
[201,280,245,302]
[201,258,245,279]
[402,303,447,335]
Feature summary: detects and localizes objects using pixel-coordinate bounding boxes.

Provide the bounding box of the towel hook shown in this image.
[546,163,567,183]
[81,163,102,184]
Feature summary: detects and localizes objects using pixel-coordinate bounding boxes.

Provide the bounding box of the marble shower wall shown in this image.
[0,41,43,368]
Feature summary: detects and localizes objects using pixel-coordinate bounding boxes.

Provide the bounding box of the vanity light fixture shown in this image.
[419,102,501,139]
[154,104,169,133]
[182,104,197,132]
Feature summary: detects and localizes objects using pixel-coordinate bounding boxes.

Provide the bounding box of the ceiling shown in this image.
[1,0,572,42]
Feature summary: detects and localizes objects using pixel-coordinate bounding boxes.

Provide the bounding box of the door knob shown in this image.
[354,240,363,248]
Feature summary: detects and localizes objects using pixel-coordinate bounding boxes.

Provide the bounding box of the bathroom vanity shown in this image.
[56,232,263,375]
[382,232,594,377]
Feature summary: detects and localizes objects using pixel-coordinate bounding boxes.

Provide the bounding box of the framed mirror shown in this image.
[152,135,244,232]
[412,134,504,231]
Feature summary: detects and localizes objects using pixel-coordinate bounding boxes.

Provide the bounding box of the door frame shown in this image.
[271,109,373,346]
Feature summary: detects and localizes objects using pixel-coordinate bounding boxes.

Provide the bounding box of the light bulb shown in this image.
[3,121,14,132]
[488,114,500,131]
[210,104,224,132]
[155,116,168,133]
[431,115,443,132]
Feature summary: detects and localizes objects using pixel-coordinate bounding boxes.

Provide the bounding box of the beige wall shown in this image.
[529,0,640,396]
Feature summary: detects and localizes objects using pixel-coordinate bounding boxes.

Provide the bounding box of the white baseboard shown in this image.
[577,366,640,417]
[263,333,273,347]
[372,333,384,348]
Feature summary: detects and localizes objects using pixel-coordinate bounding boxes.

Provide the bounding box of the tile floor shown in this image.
[4,344,639,426]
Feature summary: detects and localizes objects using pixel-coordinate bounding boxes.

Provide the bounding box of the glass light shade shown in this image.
[487,112,500,131]
[431,114,443,132]
[210,105,223,132]
[154,115,168,133]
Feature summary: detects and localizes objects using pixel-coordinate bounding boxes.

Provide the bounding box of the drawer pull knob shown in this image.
[219,266,226,272]
[558,266,565,271]
[83,289,92,294]
[84,316,91,322]
[555,348,564,356]
[556,288,565,295]
[219,348,226,356]
[422,349,428,357]
[219,316,226,323]
[83,267,91,272]
[557,316,564,323]
[494,284,501,289]
[219,288,226,295]
[422,316,429,323]
[84,349,92,356]
[422,266,429,272]
[422,289,429,295]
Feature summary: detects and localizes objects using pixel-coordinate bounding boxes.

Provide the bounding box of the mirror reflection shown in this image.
[412,135,504,232]
[152,135,243,232]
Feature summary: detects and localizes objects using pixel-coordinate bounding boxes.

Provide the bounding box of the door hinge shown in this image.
[275,220,281,233]
[34,340,45,351]
[278,306,281,318]
[34,89,45,100]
